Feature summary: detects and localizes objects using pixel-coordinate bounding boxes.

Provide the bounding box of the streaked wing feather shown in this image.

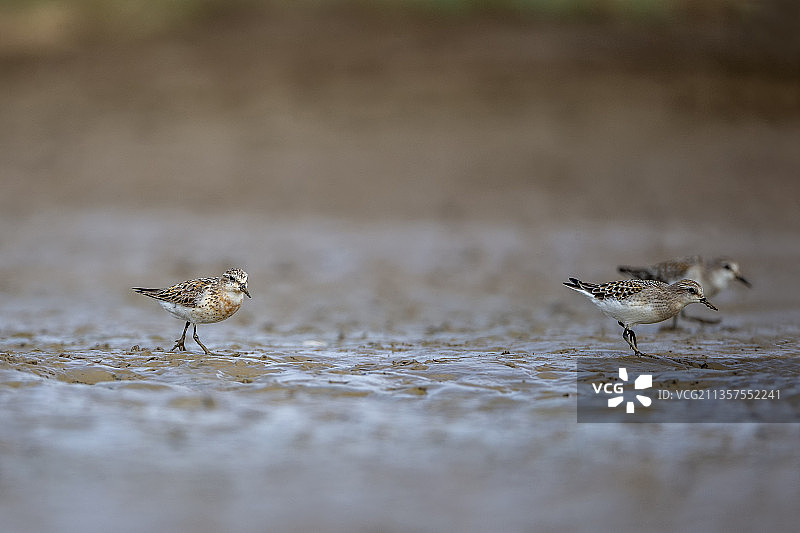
[593,279,652,300]
[133,277,216,307]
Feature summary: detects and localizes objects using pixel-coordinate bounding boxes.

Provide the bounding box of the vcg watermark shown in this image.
[577,357,796,423]
[590,367,652,414]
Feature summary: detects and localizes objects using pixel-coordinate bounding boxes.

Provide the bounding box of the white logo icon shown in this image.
[607,368,652,413]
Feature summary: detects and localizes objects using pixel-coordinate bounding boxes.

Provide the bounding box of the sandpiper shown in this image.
[133,268,250,355]
[618,256,749,326]
[563,277,718,357]
[618,256,750,297]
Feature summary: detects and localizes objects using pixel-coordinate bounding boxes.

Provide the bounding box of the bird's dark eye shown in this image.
[723,264,732,270]
[688,287,697,295]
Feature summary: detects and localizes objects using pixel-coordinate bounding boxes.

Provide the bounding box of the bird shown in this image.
[132,268,250,355]
[563,277,718,357]
[618,256,749,326]
[617,256,750,297]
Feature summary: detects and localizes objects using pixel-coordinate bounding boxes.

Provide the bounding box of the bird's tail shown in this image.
[563,277,597,293]
[132,287,162,299]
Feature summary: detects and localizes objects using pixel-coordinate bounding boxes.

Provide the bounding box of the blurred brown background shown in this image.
[2,0,798,230]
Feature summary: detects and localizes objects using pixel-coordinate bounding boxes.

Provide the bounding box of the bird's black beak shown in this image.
[701,298,718,311]
[736,275,752,288]
[241,284,251,298]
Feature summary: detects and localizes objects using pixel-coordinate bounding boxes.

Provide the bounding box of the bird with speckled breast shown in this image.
[564,277,717,357]
[133,268,250,355]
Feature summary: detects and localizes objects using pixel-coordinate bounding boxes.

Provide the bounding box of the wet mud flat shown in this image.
[1,330,799,532]
[2,213,800,532]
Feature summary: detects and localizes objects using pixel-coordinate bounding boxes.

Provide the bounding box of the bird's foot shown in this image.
[635,350,689,368]
[193,337,214,355]
[171,340,187,352]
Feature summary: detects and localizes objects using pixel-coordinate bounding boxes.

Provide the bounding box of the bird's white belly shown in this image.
[596,299,671,326]
[158,301,196,322]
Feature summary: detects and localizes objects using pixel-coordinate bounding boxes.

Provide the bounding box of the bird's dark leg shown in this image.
[192,324,213,355]
[171,321,190,352]
[619,321,647,357]
[628,328,638,350]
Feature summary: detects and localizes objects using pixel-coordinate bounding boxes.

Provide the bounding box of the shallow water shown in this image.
[1,211,799,532]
